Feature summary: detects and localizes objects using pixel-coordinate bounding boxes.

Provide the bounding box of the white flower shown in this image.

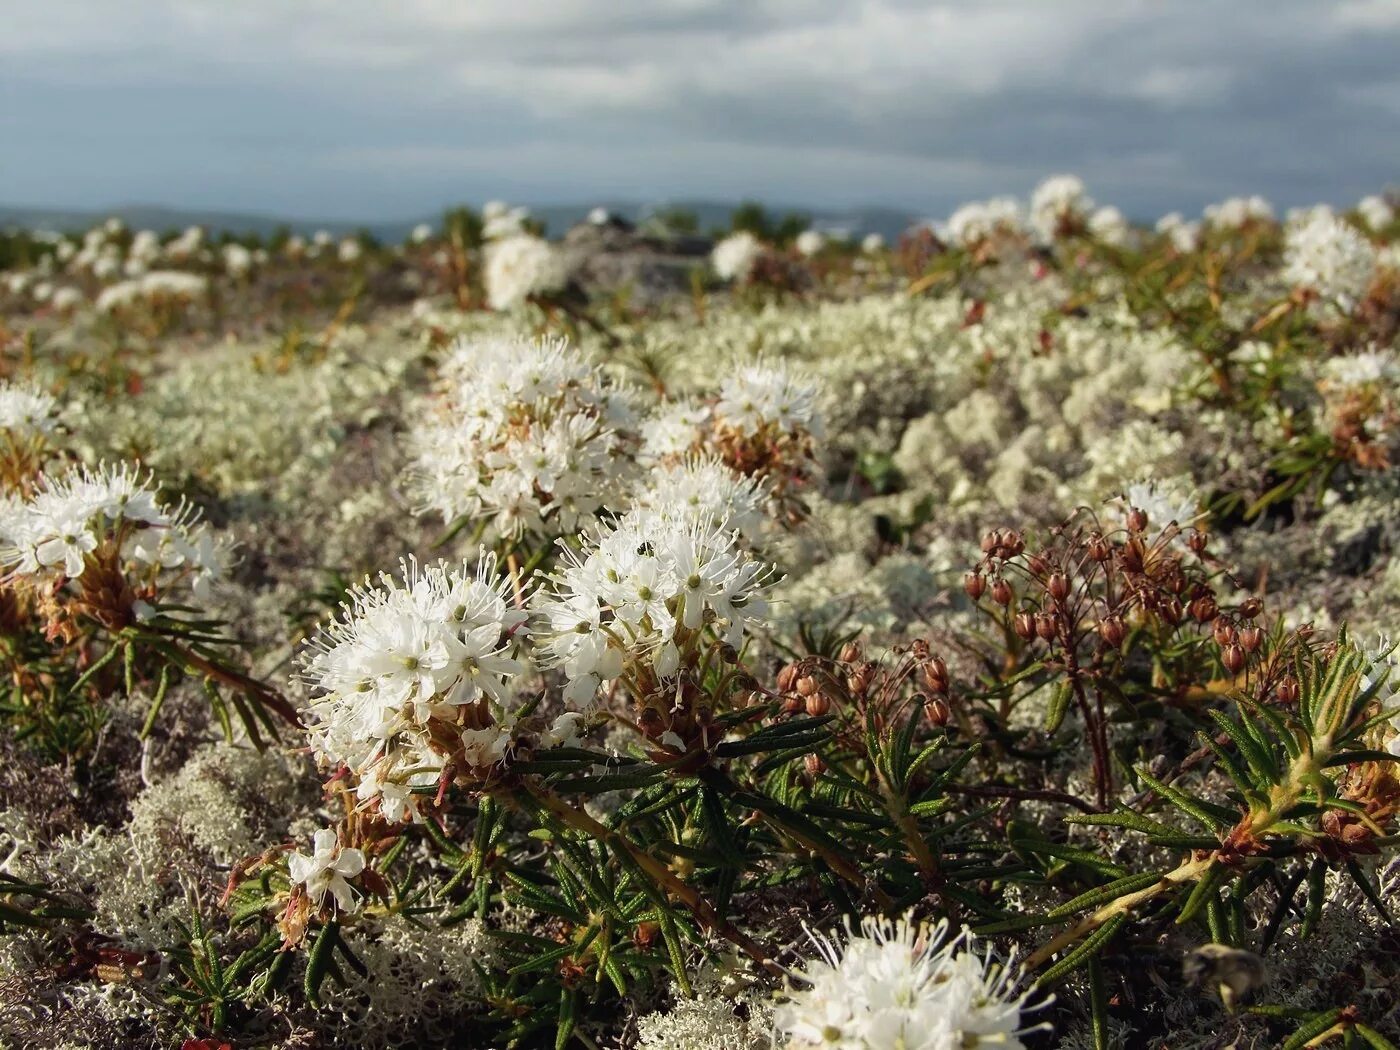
[0,381,59,437]
[711,232,763,282]
[588,207,611,226]
[632,456,769,545]
[1283,212,1376,311]
[1322,348,1400,390]
[776,913,1042,1050]
[338,238,363,263]
[410,223,434,244]
[483,203,532,241]
[288,828,366,913]
[860,232,885,253]
[483,234,566,310]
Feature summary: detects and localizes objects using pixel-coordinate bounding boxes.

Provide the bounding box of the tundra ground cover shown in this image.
[1,185,1399,1048]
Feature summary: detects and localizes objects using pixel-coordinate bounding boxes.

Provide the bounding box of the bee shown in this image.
[1182,943,1266,1013]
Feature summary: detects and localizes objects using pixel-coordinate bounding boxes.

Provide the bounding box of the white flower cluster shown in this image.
[0,381,58,438]
[408,334,637,537]
[776,914,1040,1050]
[299,555,528,824]
[1029,174,1093,241]
[1155,211,1202,253]
[483,233,567,310]
[1283,211,1377,312]
[482,200,533,241]
[795,229,826,257]
[1088,205,1130,246]
[715,360,824,439]
[95,271,209,313]
[1203,195,1274,230]
[946,197,1023,249]
[534,509,774,708]
[631,457,769,545]
[1110,478,1204,538]
[0,462,226,602]
[712,231,764,282]
[1358,195,1394,233]
[1322,348,1400,391]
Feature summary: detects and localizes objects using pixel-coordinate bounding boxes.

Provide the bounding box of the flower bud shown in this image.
[1013,611,1035,640]
[991,578,1013,606]
[1222,644,1247,675]
[1047,572,1070,601]
[1239,626,1264,653]
[964,571,986,600]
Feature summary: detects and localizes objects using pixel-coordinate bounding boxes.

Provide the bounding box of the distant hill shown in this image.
[0,200,926,243]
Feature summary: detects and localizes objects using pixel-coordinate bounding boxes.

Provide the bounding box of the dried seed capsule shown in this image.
[1013,611,1035,640]
[795,675,819,697]
[781,693,804,715]
[777,663,800,693]
[923,656,950,694]
[1127,507,1149,533]
[1047,572,1070,601]
[924,695,951,727]
[964,571,986,600]
[991,578,1013,606]
[1161,597,1184,626]
[1239,598,1263,619]
[804,753,825,778]
[1222,644,1247,675]
[805,692,831,717]
[981,532,999,554]
[1189,596,1218,623]
[1099,616,1126,647]
[1212,618,1237,648]
[1087,534,1112,562]
[1276,675,1300,704]
[1035,614,1058,641]
[1187,529,1208,555]
[1239,626,1264,653]
[838,641,862,664]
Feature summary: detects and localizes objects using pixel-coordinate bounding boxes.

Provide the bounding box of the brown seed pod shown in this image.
[991,578,1013,606]
[804,753,825,778]
[1013,611,1035,640]
[805,692,832,717]
[923,656,949,694]
[1099,616,1126,647]
[1222,644,1247,675]
[1046,572,1070,601]
[924,695,951,727]
[1127,507,1149,533]
[777,662,800,693]
[964,571,986,600]
[1239,626,1264,653]
[1035,613,1058,641]
[795,675,819,697]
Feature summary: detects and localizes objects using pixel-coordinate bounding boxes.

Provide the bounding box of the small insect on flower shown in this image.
[775,913,1047,1050]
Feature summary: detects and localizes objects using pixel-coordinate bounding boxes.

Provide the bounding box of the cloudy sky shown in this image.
[3,0,1399,221]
